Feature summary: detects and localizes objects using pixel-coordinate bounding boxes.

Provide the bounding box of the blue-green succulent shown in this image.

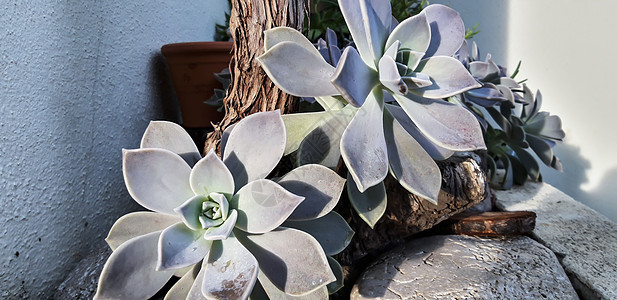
[95,111,351,299]
[258,0,485,227]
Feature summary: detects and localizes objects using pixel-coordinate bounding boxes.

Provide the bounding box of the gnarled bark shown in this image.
[203,0,306,154]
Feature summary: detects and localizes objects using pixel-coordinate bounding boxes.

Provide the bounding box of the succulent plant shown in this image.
[482,86,565,189]
[95,111,352,299]
[204,68,231,112]
[455,40,528,110]
[451,41,565,189]
[257,1,485,227]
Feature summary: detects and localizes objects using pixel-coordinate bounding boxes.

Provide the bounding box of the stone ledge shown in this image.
[495,182,617,299]
[350,235,577,299]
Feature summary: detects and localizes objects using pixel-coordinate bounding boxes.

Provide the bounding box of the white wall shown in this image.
[434,0,617,221]
[0,1,227,298]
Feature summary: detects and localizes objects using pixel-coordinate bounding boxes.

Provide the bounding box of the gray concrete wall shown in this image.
[0,1,227,298]
[434,0,617,222]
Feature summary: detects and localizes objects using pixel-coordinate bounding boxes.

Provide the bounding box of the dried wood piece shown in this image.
[203,0,306,155]
[335,153,489,266]
[441,211,536,236]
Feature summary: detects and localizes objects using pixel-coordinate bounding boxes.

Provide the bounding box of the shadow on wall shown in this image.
[148,53,182,123]
[585,168,617,223]
[538,143,617,221]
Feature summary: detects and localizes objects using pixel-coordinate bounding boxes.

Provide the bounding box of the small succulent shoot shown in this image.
[456,40,528,110]
[483,86,565,189]
[204,68,231,112]
[258,1,485,227]
[96,110,351,299]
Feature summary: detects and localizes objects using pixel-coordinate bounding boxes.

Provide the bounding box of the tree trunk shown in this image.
[203,0,306,154]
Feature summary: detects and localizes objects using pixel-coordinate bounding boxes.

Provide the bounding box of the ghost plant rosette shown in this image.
[95,111,351,299]
[258,0,485,227]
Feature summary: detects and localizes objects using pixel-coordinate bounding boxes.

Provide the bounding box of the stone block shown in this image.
[495,182,617,299]
[351,235,577,299]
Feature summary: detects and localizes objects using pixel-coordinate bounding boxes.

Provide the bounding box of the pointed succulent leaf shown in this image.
[402,72,432,89]
[282,111,337,156]
[157,222,212,271]
[456,39,469,63]
[240,227,335,296]
[223,110,286,189]
[499,77,521,89]
[123,148,193,215]
[258,41,339,97]
[297,107,355,168]
[507,152,529,185]
[277,164,346,221]
[525,115,565,140]
[362,0,391,64]
[219,123,236,160]
[386,104,454,160]
[339,0,389,67]
[203,209,237,241]
[522,85,536,119]
[175,195,208,231]
[379,55,408,95]
[202,235,258,300]
[327,256,345,294]
[165,264,201,300]
[257,271,329,300]
[95,232,175,300]
[199,215,224,229]
[347,174,387,229]
[314,95,346,111]
[384,109,441,203]
[551,155,563,172]
[497,84,516,104]
[331,47,380,107]
[512,126,527,147]
[512,147,541,181]
[386,12,431,54]
[210,192,230,220]
[141,121,201,167]
[105,212,179,251]
[341,89,388,193]
[423,4,466,57]
[394,94,486,151]
[190,149,235,196]
[413,56,481,98]
[232,179,304,234]
[486,107,512,133]
[383,40,400,59]
[526,134,554,166]
[283,212,354,256]
[398,49,425,72]
[264,27,321,58]
[466,84,508,102]
[184,260,209,300]
[498,153,515,190]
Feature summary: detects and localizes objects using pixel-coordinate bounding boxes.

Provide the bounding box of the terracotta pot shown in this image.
[161,41,232,128]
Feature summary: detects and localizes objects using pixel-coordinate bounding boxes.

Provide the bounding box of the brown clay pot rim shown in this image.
[161,41,233,55]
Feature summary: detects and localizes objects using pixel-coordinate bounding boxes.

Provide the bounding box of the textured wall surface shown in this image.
[0,2,227,298]
[434,0,617,222]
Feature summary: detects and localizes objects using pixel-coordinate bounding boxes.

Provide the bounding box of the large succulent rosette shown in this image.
[95,111,352,299]
[258,1,485,227]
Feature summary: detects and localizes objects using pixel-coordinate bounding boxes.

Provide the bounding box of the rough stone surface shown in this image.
[350,235,578,299]
[495,182,617,300]
[54,244,111,299]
